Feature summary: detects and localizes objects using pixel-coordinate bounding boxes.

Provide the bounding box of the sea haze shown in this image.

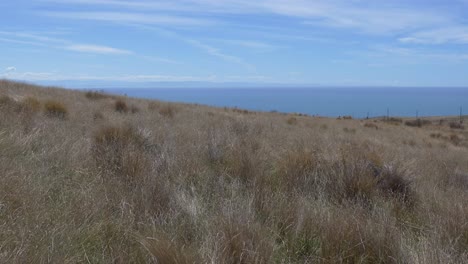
[104,87,468,118]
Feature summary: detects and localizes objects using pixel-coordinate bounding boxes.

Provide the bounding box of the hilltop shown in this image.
[0,80,467,263]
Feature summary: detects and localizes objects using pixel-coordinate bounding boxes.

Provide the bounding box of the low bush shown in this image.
[364,122,379,130]
[115,99,128,113]
[159,104,176,118]
[286,116,298,125]
[22,96,41,113]
[405,119,431,127]
[449,134,461,145]
[232,108,252,114]
[44,100,68,119]
[130,105,140,114]
[92,124,148,184]
[85,90,109,100]
[449,122,464,129]
[376,166,414,205]
[93,111,104,121]
[343,127,356,133]
[148,101,159,111]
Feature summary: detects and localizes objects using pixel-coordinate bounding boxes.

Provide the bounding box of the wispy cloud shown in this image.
[41,0,452,35]
[211,39,280,51]
[368,45,468,62]
[5,66,16,72]
[0,70,217,82]
[399,27,468,44]
[0,31,132,55]
[42,11,213,27]
[0,31,179,64]
[65,44,132,55]
[185,39,255,71]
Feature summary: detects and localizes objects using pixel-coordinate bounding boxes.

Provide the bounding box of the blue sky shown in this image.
[1,0,468,87]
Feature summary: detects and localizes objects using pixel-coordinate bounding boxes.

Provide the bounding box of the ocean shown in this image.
[105,87,468,118]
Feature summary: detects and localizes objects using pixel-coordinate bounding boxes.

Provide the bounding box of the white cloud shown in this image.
[185,39,255,71]
[0,31,133,55]
[399,27,468,44]
[0,70,216,82]
[42,11,213,27]
[41,0,452,35]
[5,66,16,72]
[65,44,133,55]
[213,39,279,51]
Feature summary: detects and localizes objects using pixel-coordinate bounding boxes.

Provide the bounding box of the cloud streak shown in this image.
[399,27,468,44]
[42,11,214,27]
[65,44,133,55]
[185,39,255,71]
[41,0,453,35]
[0,70,217,82]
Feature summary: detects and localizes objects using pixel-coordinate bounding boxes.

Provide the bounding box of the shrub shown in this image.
[22,97,41,113]
[85,90,109,100]
[232,108,252,114]
[385,117,403,123]
[449,134,461,145]
[376,166,414,205]
[286,117,298,125]
[0,95,13,105]
[364,122,379,130]
[44,100,67,119]
[405,119,431,127]
[148,101,159,111]
[115,99,128,113]
[92,124,148,184]
[93,111,104,121]
[343,127,356,133]
[130,105,140,114]
[449,122,464,129]
[159,104,176,118]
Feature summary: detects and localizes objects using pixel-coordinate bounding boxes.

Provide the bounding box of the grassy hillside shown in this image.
[0,80,467,263]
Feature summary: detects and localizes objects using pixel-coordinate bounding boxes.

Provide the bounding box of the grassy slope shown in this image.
[0,80,467,263]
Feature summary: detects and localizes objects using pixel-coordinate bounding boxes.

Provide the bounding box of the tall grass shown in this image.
[0,80,467,263]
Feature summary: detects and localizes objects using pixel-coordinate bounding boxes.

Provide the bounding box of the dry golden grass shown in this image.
[44,100,68,119]
[0,80,467,263]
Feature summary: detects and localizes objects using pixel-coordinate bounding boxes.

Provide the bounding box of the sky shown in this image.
[1,0,468,88]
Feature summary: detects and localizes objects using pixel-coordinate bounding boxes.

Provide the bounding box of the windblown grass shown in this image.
[0,80,467,263]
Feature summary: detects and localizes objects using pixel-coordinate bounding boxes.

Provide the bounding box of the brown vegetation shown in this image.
[85,90,110,100]
[405,119,431,127]
[0,80,467,263]
[115,99,129,113]
[44,100,68,119]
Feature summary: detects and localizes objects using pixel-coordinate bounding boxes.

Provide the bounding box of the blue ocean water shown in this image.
[106,87,468,118]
